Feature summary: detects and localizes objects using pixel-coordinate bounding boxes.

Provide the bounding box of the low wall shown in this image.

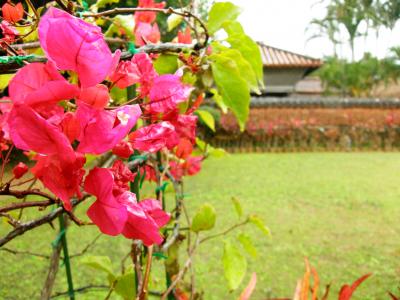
[203,97,400,152]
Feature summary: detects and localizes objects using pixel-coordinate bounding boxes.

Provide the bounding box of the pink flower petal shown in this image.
[77,103,142,154]
[9,62,79,106]
[148,74,192,113]
[8,104,74,156]
[130,121,179,153]
[84,167,128,235]
[39,7,117,87]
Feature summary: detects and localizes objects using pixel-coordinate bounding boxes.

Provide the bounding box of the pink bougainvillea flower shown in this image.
[109,60,141,89]
[77,103,142,154]
[32,152,86,211]
[112,140,134,159]
[170,113,197,143]
[9,62,79,106]
[0,20,19,42]
[135,22,161,46]
[148,74,192,113]
[110,160,135,196]
[177,27,192,44]
[60,112,80,143]
[1,2,24,23]
[0,99,12,140]
[184,156,203,176]
[134,0,165,24]
[169,155,203,180]
[85,167,170,245]
[139,164,157,182]
[77,84,110,109]
[12,162,28,179]
[8,104,74,156]
[175,137,193,159]
[129,121,179,153]
[84,167,128,235]
[39,7,121,87]
[131,53,158,97]
[120,194,170,245]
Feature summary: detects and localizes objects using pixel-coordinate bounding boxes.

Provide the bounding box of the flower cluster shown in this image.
[4,7,203,245]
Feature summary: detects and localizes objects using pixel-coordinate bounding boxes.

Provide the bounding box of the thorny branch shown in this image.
[81,7,209,48]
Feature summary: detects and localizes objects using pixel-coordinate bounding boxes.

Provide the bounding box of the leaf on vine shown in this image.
[209,53,250,131]
[195,109,215,131]
[212,42,260,94]
[231,196,243,218]
[237,233,257,258]
[81,255,115,278]
[223,21,264,88]
[223,240,247,290]
[191,203,216,232]
[92,0,120,9]
[153,54,178,75]
[167,12,184,32]
[207,2,242,34]
[105,15,136,40]
[249,215,270,236]
[114,271,136,300]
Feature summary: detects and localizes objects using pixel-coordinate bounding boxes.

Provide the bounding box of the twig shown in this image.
[161,236,199,300]
[41,240,63,300]
[0,199,54,213]
[0,247,50,259]
[0,198,87,247]
[199,219,250,244]
[0,43,196,74]
[69,233,101,259]
[81,7,209,48]
[138,246,153,300]
[0,188,57,202]
[50,285,109,299]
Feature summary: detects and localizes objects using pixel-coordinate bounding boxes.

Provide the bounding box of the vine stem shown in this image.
[58,214,75,300]
[138,246,153,300]
[81,7,209,48]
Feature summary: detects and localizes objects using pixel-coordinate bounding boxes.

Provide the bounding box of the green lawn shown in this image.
[1,153,400,299]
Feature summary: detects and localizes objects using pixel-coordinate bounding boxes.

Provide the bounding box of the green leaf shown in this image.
[110,86,127,104]
[105,15,135,40]
[207,2,242,34]
[231,197,243,218]
[153,54,178,75]
[81,256,115,278]
[224,21,264,88]
[195,109,215,131]
[114,272,136,300]
[92,0,119,9]
[249,215,270,236]
[208,147,227,158]
[222,240,247,290]
[210,88,228,114]
[212,43,260,94]
[237,233,257,258]
[209,54,250,131]
[195,137,207,151]
[167,13,184,31]
[0,74,13,90]
[191,203,216,232]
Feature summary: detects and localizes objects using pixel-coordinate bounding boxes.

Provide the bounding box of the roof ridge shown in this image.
[256,41,322,63]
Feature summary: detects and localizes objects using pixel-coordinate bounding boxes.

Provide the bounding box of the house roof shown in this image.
[258,42,323,69]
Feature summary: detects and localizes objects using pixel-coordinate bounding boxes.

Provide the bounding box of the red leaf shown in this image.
[238,272,257,300]
[338,273,372,300]
[2,2,24,23]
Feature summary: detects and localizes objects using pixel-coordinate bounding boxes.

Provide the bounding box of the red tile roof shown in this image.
[258,42,323,68]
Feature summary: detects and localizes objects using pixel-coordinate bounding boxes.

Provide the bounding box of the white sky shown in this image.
[224,0,400,60]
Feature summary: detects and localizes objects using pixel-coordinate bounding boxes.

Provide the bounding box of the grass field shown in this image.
[1,153,400,299]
